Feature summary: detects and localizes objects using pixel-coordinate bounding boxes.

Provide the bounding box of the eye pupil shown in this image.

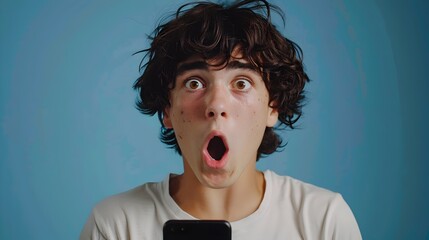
[185,79,202,90]
[190,81,199,89]
[235,80,250,90]
[237,81,245,89]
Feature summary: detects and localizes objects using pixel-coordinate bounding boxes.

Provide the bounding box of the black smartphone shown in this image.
[163,220,232,240]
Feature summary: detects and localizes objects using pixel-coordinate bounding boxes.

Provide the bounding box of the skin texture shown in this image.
[163,52,278,221]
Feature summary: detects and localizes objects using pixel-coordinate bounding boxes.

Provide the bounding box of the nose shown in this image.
[205,85,228,119]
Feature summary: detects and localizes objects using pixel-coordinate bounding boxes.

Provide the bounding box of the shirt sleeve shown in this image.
[79,210,108,240]
[324,194,362,240]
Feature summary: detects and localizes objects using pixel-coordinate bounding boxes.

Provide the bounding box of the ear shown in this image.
[163,107,173,129]
[266,102,279,127]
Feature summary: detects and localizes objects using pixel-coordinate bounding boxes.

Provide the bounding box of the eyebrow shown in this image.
[176,60,259,76]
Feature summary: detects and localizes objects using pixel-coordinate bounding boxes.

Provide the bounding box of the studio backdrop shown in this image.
[1,0,428,239]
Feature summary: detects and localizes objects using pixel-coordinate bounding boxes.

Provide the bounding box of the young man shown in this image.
[81,0,362,239]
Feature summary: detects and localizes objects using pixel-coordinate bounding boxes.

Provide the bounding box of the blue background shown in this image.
[1,0,428,239]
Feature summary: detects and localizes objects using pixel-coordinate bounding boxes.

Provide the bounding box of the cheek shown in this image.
[171,99,201,129]
[172,109,191,125]
[170,109,187,143]
[238,94,269,133]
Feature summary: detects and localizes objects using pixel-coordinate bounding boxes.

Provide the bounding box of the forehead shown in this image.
[176,55,260,77]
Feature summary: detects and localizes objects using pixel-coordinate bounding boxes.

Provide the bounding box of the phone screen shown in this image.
[163,220,232,240]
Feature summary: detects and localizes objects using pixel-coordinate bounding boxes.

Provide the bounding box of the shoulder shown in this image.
[92,181,162,220]
[265,170,362,239]
[266,170,338,202]
[80,180,166,240]
[266,170,350,213]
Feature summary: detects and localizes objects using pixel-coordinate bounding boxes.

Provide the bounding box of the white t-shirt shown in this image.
[80,170,362,240]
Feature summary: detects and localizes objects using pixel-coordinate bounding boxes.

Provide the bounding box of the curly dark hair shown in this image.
[133,0,309,160]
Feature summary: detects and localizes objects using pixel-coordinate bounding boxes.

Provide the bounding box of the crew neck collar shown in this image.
[161,170,273,229]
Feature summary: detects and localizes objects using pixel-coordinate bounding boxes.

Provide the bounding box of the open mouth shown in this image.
[207,136,227,161]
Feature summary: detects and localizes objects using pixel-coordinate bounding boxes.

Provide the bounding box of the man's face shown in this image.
[163,53,278,189]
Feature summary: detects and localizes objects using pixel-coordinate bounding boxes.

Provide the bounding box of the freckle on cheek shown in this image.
[178,135,183,140]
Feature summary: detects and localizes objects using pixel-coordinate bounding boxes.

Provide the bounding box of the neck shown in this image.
[169,167,265,222]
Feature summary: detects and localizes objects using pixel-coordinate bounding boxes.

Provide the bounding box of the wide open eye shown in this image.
[185,78,204,90]
[232,78,252,91]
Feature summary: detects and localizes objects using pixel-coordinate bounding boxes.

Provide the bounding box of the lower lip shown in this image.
[202,150,228,169]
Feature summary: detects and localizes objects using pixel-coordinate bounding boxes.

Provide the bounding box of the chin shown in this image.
[200,170,236,189]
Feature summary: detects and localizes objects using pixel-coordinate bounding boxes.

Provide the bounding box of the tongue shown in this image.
[207,136,226,161]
